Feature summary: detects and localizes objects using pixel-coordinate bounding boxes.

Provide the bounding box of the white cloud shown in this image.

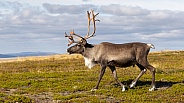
[43,3,96,14]
[0,1,184,53]
[100,4,150,16]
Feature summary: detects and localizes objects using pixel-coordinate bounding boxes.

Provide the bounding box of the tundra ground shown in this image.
[0,51,184,102]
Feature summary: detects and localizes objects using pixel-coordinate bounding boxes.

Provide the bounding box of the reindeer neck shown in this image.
[82,43,95,57]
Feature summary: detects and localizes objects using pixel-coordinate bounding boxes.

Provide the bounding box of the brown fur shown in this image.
[67,41,156,91]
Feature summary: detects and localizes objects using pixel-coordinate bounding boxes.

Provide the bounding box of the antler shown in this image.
[65,32,75,46]
[65,9,100,46]
[69,30,84,39]
[65,30,84,46]
[85,9,100,39]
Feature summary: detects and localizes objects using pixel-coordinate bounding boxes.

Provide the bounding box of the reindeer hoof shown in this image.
[122,86,126,92]
[91,88,97,92]
[130,82,136,88]
[149,86,156,91]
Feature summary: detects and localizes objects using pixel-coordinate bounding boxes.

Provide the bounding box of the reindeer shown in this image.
[65,9,156,92]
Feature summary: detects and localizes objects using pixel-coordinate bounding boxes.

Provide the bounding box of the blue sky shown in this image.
[0,0,184,54]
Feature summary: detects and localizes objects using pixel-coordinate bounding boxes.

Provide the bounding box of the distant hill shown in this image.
[0,52,57,58]
[0,54,16,58]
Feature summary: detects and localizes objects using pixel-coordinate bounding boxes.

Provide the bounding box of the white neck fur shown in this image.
[84,57,96,69]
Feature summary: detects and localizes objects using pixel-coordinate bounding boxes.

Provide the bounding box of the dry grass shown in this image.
[0,51,183,102]
[0,54,82,63]
[1,50,183,63]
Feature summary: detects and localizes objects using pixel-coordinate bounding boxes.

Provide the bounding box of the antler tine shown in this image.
[65,32,75,46]
[85,9,100,39]
[86,10,91,37]
[65,30,85,46]
[91,10,100,37]
[70,30,84,40]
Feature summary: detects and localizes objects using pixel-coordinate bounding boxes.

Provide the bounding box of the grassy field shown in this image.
[0,51,184,102]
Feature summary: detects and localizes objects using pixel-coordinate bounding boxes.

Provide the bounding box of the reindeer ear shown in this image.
[80,38,87,46]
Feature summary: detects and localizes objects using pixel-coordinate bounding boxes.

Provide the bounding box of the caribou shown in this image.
[65,9,156,91]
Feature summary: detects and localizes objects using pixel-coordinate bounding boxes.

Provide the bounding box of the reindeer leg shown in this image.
[91,65,106,91]
[130,63,147,88]
[108,66,126,92]
[146,64,156,91]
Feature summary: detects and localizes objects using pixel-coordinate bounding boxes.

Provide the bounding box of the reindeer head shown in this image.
[65,9,100,54]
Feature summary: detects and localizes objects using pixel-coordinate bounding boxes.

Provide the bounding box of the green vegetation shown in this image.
[0,51,184,102]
